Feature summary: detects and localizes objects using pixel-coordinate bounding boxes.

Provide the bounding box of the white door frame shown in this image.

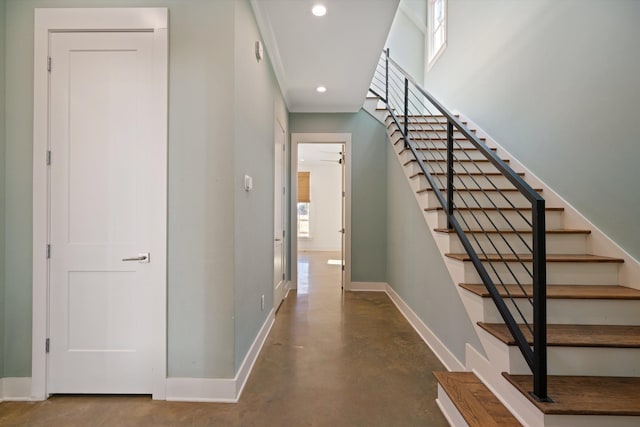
[32,8,168,400]
[273,116,287,308]
[291,133,352,291]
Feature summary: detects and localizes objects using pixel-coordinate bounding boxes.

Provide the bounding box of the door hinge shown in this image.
[45,338,50,353]
[47,57,52,72]
[342,265,345,271]
[46,150,51,166]
[282,273,285,280]
[46,244,51,259]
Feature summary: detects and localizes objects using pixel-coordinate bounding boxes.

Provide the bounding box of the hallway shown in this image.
[0,251,448,426]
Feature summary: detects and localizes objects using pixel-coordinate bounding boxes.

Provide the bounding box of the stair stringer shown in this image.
[454,111,640,289]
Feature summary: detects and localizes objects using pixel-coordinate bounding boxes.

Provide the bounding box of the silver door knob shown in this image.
[122,252,150,263]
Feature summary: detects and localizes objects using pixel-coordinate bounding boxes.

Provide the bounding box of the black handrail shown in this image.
[370,50,549,401]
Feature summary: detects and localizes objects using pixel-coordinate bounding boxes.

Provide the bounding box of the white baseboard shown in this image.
[0,377,32,402]
[166,308,275,402]
[385,284,465,371]
[349,281,387,291]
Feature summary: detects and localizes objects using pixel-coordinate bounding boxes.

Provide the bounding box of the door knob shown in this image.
[122,252,150,263]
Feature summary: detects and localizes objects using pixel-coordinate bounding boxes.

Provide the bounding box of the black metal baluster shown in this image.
[447,120,454,229]
[385,48,389,103]
[532,198,550,402]
[404,78,409,149]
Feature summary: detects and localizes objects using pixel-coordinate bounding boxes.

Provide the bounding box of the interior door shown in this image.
[274,120,286,308]
[48,31,158,394]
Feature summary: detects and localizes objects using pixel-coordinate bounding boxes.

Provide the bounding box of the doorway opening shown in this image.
[290,133,351,293]
[297,143,344,291]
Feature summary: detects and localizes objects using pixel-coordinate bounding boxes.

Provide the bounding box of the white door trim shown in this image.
[290,133,352,291]
[32,8,168,400]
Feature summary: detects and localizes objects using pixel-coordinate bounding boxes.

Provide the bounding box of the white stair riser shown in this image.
[447,232,588,255]
[548,347,640,376]
[404,160,504,175]
[418,189,537,210]
[480,330,640,377]
[386,117,449,127]
[480,297,640,325]
[428,209,564,230]
[412,149,497,161]
[398,137,481,150]
[461,261,620,285]
[544,414,640,427]
[394,143,498,161]
[411,173,523,191]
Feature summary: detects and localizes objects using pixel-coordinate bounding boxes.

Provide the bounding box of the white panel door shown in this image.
[49,31,158,394]
[274,120,286,309]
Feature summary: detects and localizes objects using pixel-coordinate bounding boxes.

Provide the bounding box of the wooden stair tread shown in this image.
[417,187,544,193]
[403,158,510,164]
[388,120,460,128]
[460,284,640,300]
[426,172,525,177]
[425,206,564,212]
[445,253,624,263]
[409,146,497,152]
[478,323,640,347]
[434,372,521,426]
[391,129,478,135]
[389,121,469,128]
[394,135,487,142]
[434,228,590,235]
[503,373,640,415]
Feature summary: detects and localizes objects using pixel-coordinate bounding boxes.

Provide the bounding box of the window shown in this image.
[427,0,447,70]
[297,172,311,237]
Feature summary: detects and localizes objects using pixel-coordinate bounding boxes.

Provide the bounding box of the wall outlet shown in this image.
[261,294,265,311]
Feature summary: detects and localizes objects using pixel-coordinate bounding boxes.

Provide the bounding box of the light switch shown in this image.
[244,175,253,191]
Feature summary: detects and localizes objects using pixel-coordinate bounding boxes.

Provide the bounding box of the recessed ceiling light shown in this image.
[312,4,327,17]
[316,86,327,93]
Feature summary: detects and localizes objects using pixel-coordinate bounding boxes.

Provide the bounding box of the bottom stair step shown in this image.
[503,373,640,415]
[434,371,521,426]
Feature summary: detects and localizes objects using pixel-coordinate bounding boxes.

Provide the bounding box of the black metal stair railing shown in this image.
[370,49,550,402]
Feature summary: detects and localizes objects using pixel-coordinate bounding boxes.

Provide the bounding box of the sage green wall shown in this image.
[426,0,640,260]
[1,0,288,380]
[233,0,288,371]
[386,0,425,84]
[386,143,481,363]
[288,111,388,283]
[0,0,6,379]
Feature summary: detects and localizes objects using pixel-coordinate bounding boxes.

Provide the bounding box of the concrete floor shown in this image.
[0,251,449,426]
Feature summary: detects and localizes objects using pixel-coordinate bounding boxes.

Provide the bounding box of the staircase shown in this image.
[364,50,640,427]
[365,52,640,426]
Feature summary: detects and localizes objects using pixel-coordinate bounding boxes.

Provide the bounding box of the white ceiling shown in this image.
[251,0,400,113]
